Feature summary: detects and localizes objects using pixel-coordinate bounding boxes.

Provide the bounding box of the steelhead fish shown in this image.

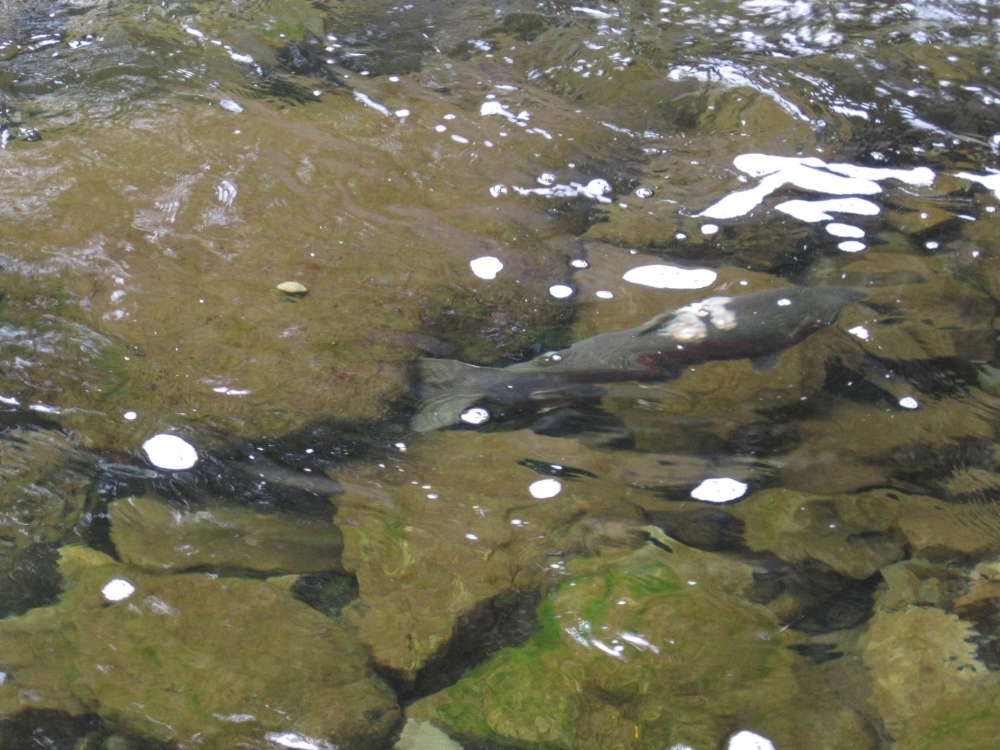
[411,285,865,431]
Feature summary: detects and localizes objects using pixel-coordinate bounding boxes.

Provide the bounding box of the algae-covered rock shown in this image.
[0,427,94,547]
[777,396,996,496]
[875,559,967,612]
[338,429,649,685]
[835,267,996,362]
[0,547,399,748]
[730,488,906,579]
[409,543,874,749]
[395,718,464,750]
[894,492,1000,561]
[860,607,988,739]
[109,495,345,574]
[885,684,1000,750]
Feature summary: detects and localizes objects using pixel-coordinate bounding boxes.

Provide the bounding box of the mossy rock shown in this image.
[109,495,345,575]
[0,428,94,547]
[339,429,642,685]
[730,488,907,579]
[409,543,874,749]
[0,547,399,747]
[860,607,993,744]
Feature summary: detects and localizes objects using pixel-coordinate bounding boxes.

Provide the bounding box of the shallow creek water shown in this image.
[1,0,1000,747]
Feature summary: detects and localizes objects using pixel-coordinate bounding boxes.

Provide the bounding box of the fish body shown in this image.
[412,285,865,431]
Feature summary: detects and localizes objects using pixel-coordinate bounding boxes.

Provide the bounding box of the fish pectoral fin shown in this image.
[750,350,784,373]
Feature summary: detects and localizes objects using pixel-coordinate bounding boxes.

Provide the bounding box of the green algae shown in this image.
[409,543,874,749]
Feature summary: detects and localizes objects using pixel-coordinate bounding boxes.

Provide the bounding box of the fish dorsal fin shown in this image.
[634,310,678,335]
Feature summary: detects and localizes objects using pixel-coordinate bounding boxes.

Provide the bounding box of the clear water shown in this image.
[0,0,999,747]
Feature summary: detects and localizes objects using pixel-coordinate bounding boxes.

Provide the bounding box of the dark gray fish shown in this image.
[412,285,865,431]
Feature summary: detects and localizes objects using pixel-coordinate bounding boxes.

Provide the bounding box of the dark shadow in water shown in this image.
[0,708,171,750]
[291,570,360,618]
[390,588,544,705]
[0,543,61,620]
[749,564,882,636]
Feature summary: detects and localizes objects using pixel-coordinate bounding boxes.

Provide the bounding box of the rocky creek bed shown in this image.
[1,0,1000,748]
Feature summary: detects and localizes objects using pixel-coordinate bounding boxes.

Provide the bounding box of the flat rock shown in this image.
[860,607,987,738]
[109,495,345,574]
[729,488,906,579]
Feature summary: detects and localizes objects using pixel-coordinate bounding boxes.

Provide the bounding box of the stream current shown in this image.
[1,0,1000,748]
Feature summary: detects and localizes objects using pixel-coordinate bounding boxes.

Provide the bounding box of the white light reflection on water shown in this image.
[480,100,530,124]
[470,256,503,280]
[825,222,865,238]
[142,434,198,470]
[775,197,881,222]
[101,578,136,602]
[214,713,256,722]
[513,178,612,203]
[839,240,866,253]
[565,618,659,661]
[263,732,334,750]
[459,407,490,425]
[216,179,237,207]
[29,404,62,415]
[622,265,717,289]
[669,64,813,123]
[727,730,776,750]
[957,171,1000,199]
[352,91,391,116]
[690,477,748,503]
[699,154,936,220]
[529,478,562,499]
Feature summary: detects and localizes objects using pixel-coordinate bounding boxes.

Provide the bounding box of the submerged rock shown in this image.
[860,607,989,741]
[0,427,94,547]
[338,429,645,686]
[0,547,400,747]
[875,559,967,612]
[729,488,907,579]
[395,718,464,750]
[109,495,346,574]
[408,543,874,749]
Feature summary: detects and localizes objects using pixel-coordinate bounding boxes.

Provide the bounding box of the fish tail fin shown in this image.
[411,358,488,432]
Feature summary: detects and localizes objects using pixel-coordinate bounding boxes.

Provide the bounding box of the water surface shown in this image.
[1,0,999,747]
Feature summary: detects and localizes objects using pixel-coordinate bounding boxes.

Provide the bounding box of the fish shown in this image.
[411,285,865,432]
